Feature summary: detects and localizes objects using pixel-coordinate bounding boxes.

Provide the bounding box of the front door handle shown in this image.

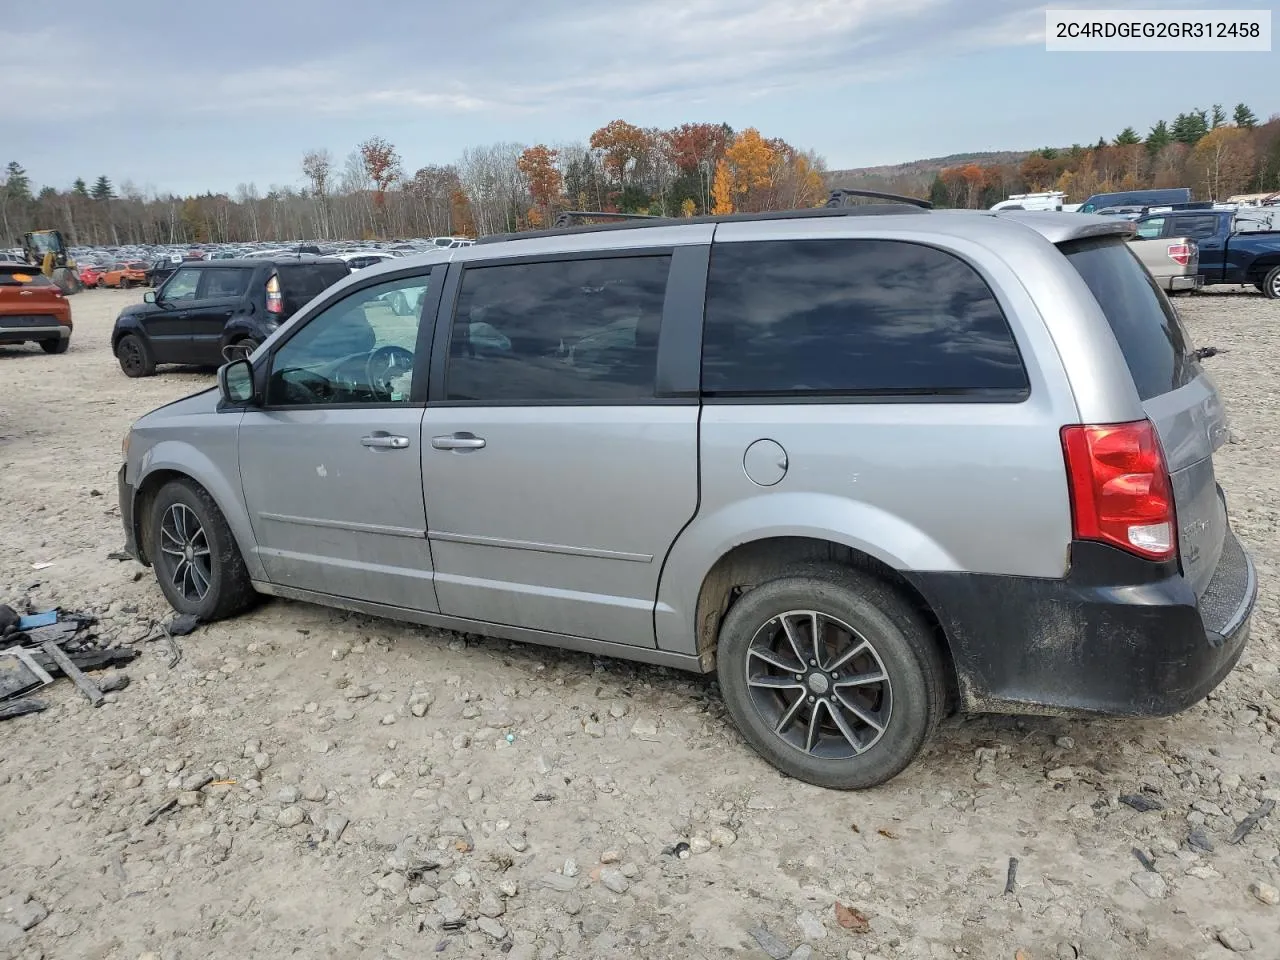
[362,434,410,449]
[431,433,486,451]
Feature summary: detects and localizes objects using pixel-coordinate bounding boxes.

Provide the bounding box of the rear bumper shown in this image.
[1169,274,1204,292]
[0,322,70,344]
[911,532,1256,718]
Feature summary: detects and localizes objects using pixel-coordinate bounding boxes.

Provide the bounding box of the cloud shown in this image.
[1,0,1246,123]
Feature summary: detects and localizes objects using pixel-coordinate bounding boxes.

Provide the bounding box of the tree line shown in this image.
[1,121,826,247]
[926,103,1280,209]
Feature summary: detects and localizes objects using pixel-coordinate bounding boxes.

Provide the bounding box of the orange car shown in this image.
[0,263,72,353]
[103,261,150,289]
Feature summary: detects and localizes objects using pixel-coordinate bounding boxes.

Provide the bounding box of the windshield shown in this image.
[26,233,58,254]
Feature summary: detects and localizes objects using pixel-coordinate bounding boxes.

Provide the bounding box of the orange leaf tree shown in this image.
[359,136,401,231]
[723,128,778,212]
[710,158,734,214]
[518,144,562,223]
[589,120,651,185]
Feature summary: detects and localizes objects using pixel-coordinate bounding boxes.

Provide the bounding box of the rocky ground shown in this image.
[1,287,1278,960]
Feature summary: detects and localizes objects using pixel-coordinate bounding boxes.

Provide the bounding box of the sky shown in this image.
[2,0,1276,196]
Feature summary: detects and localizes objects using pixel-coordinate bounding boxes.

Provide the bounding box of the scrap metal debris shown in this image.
[1004,857,1019,895]
[40,640,104,707]
[0,698,47,722]
[1120,793,1165,813]
[0,604,137,712]
[1132,847,1158,873]
[143,797,179,826]
[0,646,54,701]
[1229,799,1275,845]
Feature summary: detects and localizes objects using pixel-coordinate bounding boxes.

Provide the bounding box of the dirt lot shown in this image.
[1,287,1278,960]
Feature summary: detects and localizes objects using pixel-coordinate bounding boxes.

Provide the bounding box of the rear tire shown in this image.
[716,564,947,790]
[116,333,155,377]
[40,338,69,355]
[148,479,256,621]
[1262,266,1280,300]
[121,277,132,289]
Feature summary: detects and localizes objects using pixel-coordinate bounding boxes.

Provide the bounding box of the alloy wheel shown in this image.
[745,609,893,759]
[119,339,144,375]
[159,503,212,603]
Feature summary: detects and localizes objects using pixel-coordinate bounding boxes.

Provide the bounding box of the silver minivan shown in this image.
[118,194,1255,789]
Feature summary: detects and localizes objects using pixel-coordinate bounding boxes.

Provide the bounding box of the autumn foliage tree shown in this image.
[359,136,401,225]
[1191,127,1257,199]
[517,145,562,223]
[589,120,651,186]
[710,158,734,214]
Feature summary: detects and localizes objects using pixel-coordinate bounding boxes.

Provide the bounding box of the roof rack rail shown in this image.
[552,211,663,228]
[825,188,932,210]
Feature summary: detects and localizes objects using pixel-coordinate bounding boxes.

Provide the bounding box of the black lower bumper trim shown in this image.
[118,465,141,563]
[909,538,1254,718]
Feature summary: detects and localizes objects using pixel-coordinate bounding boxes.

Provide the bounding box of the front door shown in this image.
[188,266,254,365]
[421,252,700,647]
[145,265,203,363]
[238,270,440,610]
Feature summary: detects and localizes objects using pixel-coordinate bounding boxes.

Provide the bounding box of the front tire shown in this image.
[716,565,947,790]
[1262,265,1280,300]
[148,479,256,621]
[116,333,156,377]
[121,277,132,289]
[40,338,69,355]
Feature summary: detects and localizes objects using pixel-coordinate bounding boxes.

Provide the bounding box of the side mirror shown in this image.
[218,358,257,406]
[143,290,157,304]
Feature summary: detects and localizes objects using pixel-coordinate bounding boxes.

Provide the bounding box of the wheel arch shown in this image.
[1246,254,1280,284]
[133,445,265,581]
[680,536,957,699]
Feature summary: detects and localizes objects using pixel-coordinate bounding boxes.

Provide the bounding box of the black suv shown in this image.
[111,256,350,377]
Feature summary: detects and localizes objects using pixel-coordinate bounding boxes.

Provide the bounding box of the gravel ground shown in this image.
[1,287,1278,960]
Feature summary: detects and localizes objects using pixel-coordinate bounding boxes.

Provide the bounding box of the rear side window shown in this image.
[445,255,671,402]
[200,268,252,298]
[1172,215,1219,240]
[275,263,351,314]
[1062,238,1196,401]
[701,239,1028,398]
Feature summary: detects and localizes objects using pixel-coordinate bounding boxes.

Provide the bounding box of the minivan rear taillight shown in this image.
[266,275,283,314]
[1167,242,1193,266]
[1061,420,1176,562]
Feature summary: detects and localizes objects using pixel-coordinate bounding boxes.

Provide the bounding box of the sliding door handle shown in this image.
[431,433,486,451]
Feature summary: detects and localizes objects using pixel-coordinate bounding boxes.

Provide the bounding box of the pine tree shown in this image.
[1211,104,1227,128]
[4,162,31,202]
[1145,120,1171,155]
[1114,127,1141,146]
[1233,103,1258,128]
[72,178,89,197]
[1171,111,1209,145]
[91,176,115,201]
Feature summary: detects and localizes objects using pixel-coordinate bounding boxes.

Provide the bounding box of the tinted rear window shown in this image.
[701,239,1029,398]
[1062,237,1196,401]
[0,266,52,286]
[275,263,351,314]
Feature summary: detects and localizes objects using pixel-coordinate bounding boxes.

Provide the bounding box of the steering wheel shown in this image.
[366,345,416,400]
[280,368,331,404]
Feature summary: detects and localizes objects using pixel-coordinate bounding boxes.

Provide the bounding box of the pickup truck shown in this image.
[1133,208,1280,298]
[1126,231,1201,294]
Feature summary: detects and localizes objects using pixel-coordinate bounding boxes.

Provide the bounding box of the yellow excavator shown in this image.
[20,230,83,294]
